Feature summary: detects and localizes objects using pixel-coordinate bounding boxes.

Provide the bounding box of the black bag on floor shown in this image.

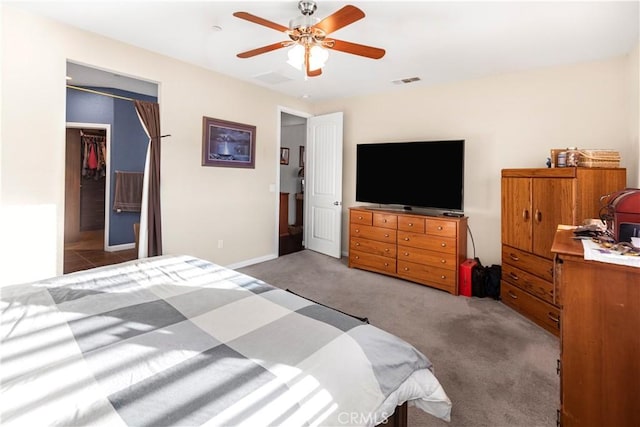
[484,264,502,300]
[471,258,502,300]
[471,258,487,298]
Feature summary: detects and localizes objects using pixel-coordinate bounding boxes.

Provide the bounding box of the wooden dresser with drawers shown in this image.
[348,207,467,295]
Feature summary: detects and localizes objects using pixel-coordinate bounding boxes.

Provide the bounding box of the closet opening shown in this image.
[64,122,138,273]
[64,126,108,245]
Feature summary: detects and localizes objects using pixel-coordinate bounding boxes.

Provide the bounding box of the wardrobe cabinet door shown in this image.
[501,177,532,252]
[532,178,573,258]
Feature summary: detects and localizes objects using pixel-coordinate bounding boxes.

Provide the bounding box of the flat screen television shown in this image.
[356,140,465,214]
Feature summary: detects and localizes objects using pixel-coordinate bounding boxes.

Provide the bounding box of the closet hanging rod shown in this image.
[67,85,136,101]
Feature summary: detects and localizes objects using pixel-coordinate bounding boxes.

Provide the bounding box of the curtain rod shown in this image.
[67,85,170,139]
[66,84,136,101]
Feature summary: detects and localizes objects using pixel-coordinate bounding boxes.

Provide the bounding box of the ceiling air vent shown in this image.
[254,72,294,85]
[392,77,421,85]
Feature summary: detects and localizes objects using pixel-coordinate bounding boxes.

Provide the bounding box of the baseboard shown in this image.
[106,243,135,252]
[227,253,278,270]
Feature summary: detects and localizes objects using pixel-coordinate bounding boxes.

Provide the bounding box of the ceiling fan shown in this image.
[233,0,385,77]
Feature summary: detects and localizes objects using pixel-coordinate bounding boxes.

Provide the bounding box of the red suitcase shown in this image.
[459,259,477,297]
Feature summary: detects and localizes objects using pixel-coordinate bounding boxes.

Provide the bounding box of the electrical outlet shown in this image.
[217,239,223,249]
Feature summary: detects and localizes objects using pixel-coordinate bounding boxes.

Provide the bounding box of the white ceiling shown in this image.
[12,1,640,102]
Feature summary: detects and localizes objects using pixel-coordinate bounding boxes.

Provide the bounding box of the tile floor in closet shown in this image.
[64,230,137,274]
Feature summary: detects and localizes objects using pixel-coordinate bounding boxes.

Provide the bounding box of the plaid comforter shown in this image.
[1,255,451,426]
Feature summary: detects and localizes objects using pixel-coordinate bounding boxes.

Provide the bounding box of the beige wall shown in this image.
[1,5,637,284]
[0,6,309,284]
[314,52,639,265]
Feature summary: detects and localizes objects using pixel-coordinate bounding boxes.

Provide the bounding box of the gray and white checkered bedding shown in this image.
[1,255,451,426]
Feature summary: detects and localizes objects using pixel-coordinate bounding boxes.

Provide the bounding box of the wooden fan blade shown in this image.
[328,39,386,59]
[233,11,289,33]
[314,5,365,35]
[307,67,322,77]
[237,41,287,58]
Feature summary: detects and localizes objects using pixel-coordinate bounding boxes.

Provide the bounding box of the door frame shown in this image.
[277,106,312,256]
[65,122,113,251]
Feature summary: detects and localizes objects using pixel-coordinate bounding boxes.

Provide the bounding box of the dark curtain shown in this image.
[134,100,163,257]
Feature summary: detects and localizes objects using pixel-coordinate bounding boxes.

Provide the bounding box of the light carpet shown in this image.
[239,249,559,427]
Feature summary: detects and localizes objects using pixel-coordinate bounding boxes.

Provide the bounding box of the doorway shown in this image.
[64,124,138,273]
[64,125,108,248]
[279,111,307,256]
[277,109,344,259]
[63,62,158,272]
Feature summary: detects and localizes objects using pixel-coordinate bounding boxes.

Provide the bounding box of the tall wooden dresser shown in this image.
[500,167,626,336]
[551,229,639,426]
[349,207,467,295]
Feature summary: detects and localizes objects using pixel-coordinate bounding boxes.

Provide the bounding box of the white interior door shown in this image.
[305,112,343,258]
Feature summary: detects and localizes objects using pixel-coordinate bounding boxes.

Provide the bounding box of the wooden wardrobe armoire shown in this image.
[500,167,627,336]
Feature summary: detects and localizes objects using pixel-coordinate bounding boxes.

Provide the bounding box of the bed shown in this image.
[1,255,451,426]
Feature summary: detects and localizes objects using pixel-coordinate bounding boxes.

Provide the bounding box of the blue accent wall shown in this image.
[66,87,157,246]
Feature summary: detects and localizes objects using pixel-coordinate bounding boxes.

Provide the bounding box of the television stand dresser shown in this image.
[348,207,467,295]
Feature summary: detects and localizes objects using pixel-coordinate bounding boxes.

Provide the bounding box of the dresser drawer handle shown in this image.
[507,291,518,299]
[384,234,390,238]
[509,272,519,281]
[355,256,360,260]
[355,242,360,246]
[408,223,413,227]
[383,219,388,223]
[403,267,409,271]
[509,253,519,261]
[404,237,410,241]
[355,229,360,233]
[384,262,389,266]
[440,259,446,264]
[547,313,560,323]
[404,252,409,256]
[440,242,447,247]
[358,216,363,220]
[440,275,446,279]
[384,248,390,252]
[437,226,443,231]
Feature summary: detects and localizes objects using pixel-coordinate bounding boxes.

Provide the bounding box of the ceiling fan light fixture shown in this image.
[287,44,305,70]
[287,44,328,72]
[308,45,329,71]
[234,2,382,78]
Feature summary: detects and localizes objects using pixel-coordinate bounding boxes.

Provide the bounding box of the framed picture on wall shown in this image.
[280,147,290,165]
[299,146,305,167]
[202,116,256,168]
